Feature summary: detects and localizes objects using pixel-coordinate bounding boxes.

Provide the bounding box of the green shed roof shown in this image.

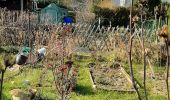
[40,3,68,24]
[41,3,67,12]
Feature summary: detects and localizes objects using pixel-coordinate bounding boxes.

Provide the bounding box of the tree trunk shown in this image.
[165,38,169,100]
[0,70,5,100]
[128,1,141,99]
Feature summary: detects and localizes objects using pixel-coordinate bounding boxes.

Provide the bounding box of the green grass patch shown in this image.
[1,52,168,100]
[71,60,137,100]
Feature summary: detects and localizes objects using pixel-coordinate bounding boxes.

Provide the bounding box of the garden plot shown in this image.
[89,63,135,92]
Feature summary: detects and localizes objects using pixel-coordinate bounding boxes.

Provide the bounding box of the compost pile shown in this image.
[90,63,135,91]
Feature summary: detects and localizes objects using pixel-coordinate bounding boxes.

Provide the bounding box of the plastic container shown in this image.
[37,48,46,55]
[16,53,28,65]
[37,48,46,61]
[21,47,31,56]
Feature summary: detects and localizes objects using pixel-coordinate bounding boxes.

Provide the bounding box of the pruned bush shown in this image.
[53,61,78,100]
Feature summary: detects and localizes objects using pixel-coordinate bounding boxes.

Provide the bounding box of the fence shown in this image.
[0,8,159,53]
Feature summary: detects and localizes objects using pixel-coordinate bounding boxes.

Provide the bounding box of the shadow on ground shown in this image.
[74,84,94,95]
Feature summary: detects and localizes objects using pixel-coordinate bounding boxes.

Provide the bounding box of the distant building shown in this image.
[39,3,68,24]
[112,0,131,7]
[120,0,126,7]
[98,0,132,9]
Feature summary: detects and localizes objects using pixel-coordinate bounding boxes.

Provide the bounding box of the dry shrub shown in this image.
[0,28,24,46]
[132,40,143,63]
[113,35,128,63]
[131,39,167,66]
[111,32,129,63]
[54,61,78,100]
[132,40,161,65]
[149,43,167,66]
[158,25,169,38]
[113,47,127,63]
[112,39,159,64]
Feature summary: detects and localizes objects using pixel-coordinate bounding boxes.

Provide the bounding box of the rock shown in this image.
[10,89,30,100]
[88,63,95,68]
[73,47,90,54]
[8,64,20,72]
[93,85,96,89]
[73,47,91,60]
[22,80,30,86]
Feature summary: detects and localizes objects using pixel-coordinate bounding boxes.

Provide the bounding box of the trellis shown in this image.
[0,8,160,53]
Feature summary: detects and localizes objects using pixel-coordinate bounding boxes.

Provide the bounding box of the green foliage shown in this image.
[36,0,69,9]
[133,0,161,19]
[91,0,161,26]
[0,54,15,70]
[0,46,18,54]
[149,95,166,100]
[114,7,130,26]
[0,56,5,70]
[148,0,161,13]
[134,0,161,14]
[91,5,129,27]
[3,54,16,67]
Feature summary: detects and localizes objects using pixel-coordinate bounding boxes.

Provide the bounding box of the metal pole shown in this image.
[99,17,101,26]
[109,21,111,27]
[21,0,23,12]
[21,0,23,20]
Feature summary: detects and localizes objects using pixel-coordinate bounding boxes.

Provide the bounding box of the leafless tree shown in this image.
[128,0,142,99]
